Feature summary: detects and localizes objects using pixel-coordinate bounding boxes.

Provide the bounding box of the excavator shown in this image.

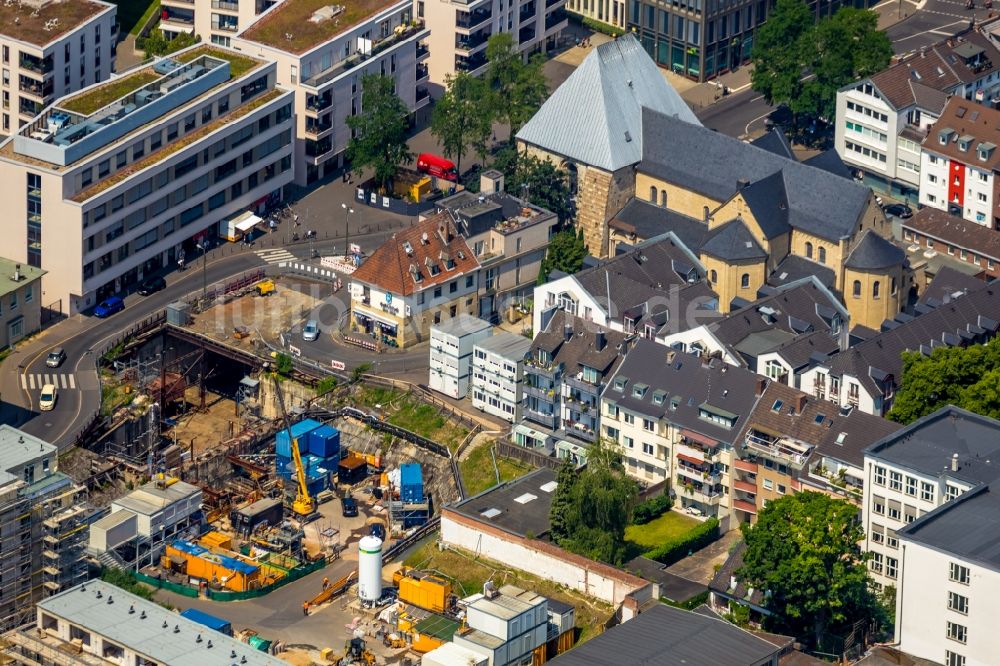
[271,374,315,518]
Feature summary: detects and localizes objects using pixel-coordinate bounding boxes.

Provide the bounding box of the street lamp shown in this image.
[341,203,354,259]
[196,240,208,301]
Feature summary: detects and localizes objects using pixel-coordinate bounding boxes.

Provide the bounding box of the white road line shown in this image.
[892,20,967,42]
[28,375,35,390]
[20,375,26,390]
[69,375,76,390]
[60,375,68,389]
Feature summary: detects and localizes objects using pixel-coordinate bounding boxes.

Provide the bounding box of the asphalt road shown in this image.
[886,0,992,55]
[695,86,775,138]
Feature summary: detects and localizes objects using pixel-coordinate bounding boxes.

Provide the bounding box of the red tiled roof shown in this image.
[351,212,479,297]
[922,97,1000,170]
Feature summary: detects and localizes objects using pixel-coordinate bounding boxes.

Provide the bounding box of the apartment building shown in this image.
[349,213,480,348]
[0,0,117,137]
[514,311,628,463]
[429,314,492,398]
[603,341,764,524]
[626,0,863,83]
[919,98,1000,229]
[233,0,430,185]
[731,382,900,525]
[434,170,558,322]
[0,426,93,631]
[903,207,1000,280]
[862,406,1000,591]
[471,331,532,422]
[800,280,1000,415]
[564,0,623,30]
[834,28,1000,202]
[419,0,567,85]
[161,0,278,47]
[0,258,44,347]
[895,480,1000,666]
[0,45,294,313]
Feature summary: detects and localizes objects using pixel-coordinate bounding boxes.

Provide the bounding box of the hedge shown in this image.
[646,517,720,566]
[569,14,625,37]
[632,493,673,525]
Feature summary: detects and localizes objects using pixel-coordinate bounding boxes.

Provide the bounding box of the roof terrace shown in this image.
[240,0,406,54]
[8,47,264,169]
[745,428,814,469]
[0,0,113,47]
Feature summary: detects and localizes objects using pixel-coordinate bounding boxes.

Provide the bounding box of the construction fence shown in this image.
[206,558,328,601]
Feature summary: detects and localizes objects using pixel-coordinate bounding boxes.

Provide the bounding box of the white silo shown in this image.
[357,535,383,603]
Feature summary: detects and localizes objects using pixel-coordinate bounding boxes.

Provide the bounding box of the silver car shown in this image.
[302,319,319,342]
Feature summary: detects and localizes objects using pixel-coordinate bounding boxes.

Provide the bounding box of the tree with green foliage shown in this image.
[750,0,813,109]
[549,458,578,543]
[889,337,1000,423]
[274,353,294,377]
[492,143,573,223]
[139,31,200,56]
[538,230,587,284]
[738,492,881,647]
[751,0,891,122]
[430,72,492,178]
[483,34,548,134]
[346,74,413,191]
[548,439,638,565]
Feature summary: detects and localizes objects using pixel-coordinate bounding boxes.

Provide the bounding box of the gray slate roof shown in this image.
[549,603,779,666]
[918,265,987,307]
[844,230,906,271]
[609,199,709,251]
[640,109,873,241]
[899,481,1000,571]
[532,311,629,379]
[768,329,841,370]
[750,128,795,159]
[802,149,853,179]
[768,255,837,290]
[700,219,767,261]
[515,35,700,172]
[606,340,764,446]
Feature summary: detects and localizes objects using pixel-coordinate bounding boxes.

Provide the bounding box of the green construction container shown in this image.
[248,635,272,652]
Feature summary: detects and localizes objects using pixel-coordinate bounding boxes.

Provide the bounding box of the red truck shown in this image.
[416,153,458,181]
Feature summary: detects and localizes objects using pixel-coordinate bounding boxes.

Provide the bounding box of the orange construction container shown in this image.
[199,531,233,551]
[166,541,260,592]
[397,571,451,614]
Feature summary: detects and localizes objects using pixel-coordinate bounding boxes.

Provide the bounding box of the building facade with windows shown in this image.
[233,0,430,185]
[862,406,1000,591]
[471,331,532,422]
[0,46,294,313]
[429,315,493,399]
[161,0,278,47]
[418,0,567,85]
[349,213,480,348]
[895,480,1000,666]
[0,0,117,137]
[0,258,44,348]
[919,97,1000,229]
[902,207,1000,280]
[834,28,1000,202]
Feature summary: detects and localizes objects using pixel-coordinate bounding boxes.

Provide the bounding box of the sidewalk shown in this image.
[680,67,753,110]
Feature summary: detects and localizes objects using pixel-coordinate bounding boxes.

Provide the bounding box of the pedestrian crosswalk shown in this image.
[21,374,76,390]
[255,248,296,264]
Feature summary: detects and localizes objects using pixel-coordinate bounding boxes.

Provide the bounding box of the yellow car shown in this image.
[39,384,57,411]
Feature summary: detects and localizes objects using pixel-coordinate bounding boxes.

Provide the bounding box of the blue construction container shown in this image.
[275,454,292,478]
[306,471,329,496]
[307,424,340,459]
[275,419,322,458]
[180,608,234,636]
[400,463,423,502]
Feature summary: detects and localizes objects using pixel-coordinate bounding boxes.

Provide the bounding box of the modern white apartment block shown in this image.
[919,97,1000,229]
[895,482,1000,666]
[160,0,278,47]
[471,330,531,422]
[429,314,492,399]
[0,45,294,313]
[419,0,567,85]
[861,407,1000,591]
[0,0,117,137]
[233,0,430,185]
[834,29,1000,203]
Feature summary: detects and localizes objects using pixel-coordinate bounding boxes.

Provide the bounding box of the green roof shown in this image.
[414,614,461,641]
[0,257,45,297]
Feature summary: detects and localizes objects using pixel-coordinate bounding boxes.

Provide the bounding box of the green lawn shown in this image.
[352,386,470,451]
[460,441,532,496]
[113,0,160,36]
[624,511,701,557]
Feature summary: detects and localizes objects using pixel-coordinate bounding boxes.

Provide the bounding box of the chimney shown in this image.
[794,393,807,414]
[13,264,20,281]
[667,350,676,364]
[737,178,750,190]
[595,330,606,351]
[564,323,573,342]
[951,453,959,472]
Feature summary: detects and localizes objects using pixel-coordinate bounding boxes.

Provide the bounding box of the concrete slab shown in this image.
[664,528,742,585]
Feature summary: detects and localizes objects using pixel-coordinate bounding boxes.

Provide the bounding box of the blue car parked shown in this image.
[94,296,125,318]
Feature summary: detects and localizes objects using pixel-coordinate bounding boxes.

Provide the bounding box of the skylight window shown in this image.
[481,508,501,519]
[539,481,558,493]
[814,414,825,424]
[514,493,537,504]
[771,400,783,412]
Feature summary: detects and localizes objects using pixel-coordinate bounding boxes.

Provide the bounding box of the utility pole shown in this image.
[197,241,208,301]
[341,202,354,259]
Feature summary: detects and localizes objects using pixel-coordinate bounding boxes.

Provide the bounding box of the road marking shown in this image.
[892,19,967,42]
[20,375,26,390]
[28,375,35,390]
[24,374,77,391]
[255,248,296,264]
[69,375,75,390]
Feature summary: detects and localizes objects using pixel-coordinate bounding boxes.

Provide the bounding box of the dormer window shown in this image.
[958,135,972,152]
[978,142,996,162]
[440,251,455,270]
[425,257,440,276]
[652,390,666,406]
[939,128,955,145]
[632,383,648,399]
[409,263,422,283]
[613,377,627,392]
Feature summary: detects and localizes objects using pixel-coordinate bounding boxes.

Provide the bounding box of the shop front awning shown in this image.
[235,213,262,232]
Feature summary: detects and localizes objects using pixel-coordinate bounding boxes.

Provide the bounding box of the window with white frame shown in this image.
[950,562,970,585]
[885,556,897,579]
[873,465,886,486]
[921,481,935,502]
[948,591,969,615]
[642,443,654,455]
[870,552,883,573]
[889,470,902,491]
[905,476,917,496]
[946,621,967,644]
[946,651,966,666]
[872,494,885,515]
[642,418,654,432]
[870,523,884,544]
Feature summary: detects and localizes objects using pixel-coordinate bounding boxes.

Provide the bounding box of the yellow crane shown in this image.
[271,374,315,517]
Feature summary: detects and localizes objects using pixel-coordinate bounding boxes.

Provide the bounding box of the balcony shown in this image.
[523,384,556,401]
[456,51,488,72]
[744,430,813,469]
[305,117,332,137]
[164,8,196,25]
[306,92,332,114]
[19,76,53,99]
[19,99,42,118]
[563,420,597,442]
[211,0,239,8]
[19,54,53,76]
[456,7,492,29]
[677,464,721,485]
[563,397,596,415]
[733,479,756,494]
[456,29,490,52]
[563,373,601,395]
[416,86,430,103]
[733,499,757,515]
[303,22,428,88]
[417,42,430,59]
[212,20,239,31]
[734,458,758,474]
[524,360,560,380]
[545,8,568,30]
[416,63,429,81]
[525,408,558,430]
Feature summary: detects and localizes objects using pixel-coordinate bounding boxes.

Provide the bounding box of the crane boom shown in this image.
[271,374,314,517]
